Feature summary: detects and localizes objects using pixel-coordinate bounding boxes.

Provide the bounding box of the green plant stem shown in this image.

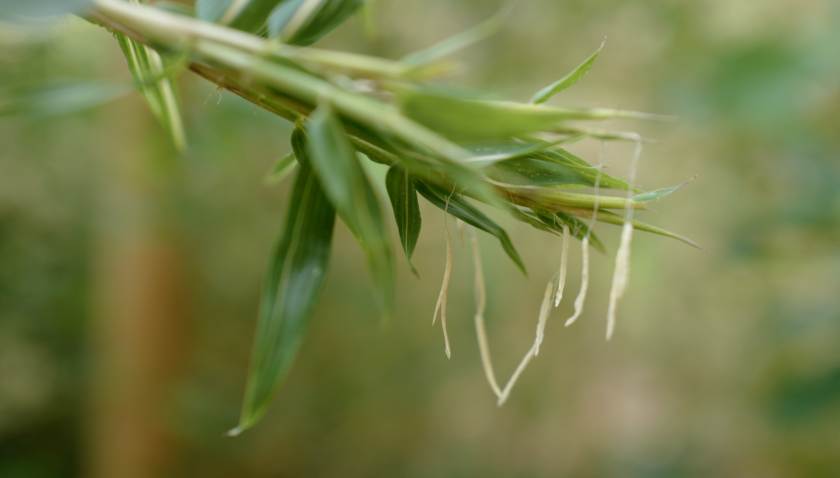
[507,188,646,211]
[189,62,401,169]
[92,0,407,79]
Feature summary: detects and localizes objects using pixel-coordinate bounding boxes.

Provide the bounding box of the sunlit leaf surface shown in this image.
[307,105,396,321]
[230,127,336,435]
[385,163,422,277]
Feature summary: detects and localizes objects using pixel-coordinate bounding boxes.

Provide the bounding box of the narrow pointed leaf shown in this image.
[530,39,605,104]
[594,209,705,251]
[496,137,642,192]
[507,206,556,234]
[398,88,662,142]
[229,128,336,436]
[115,31,186,151]
[632,176,696,203]
[511,188,647,211]
[486,156,638,192]
[267,0,305,37]
[516,134,591,167]
[284,0,365,46]
[533,209,605,253]
[306,106,396,321]
[385,164,422,277]
[462,136,581,166]
[400,5,509,67]
[398,89,575,141]
[218,0,283,33]
[414,178,527,276]
[264,151,298,185]
[480,101,671,122]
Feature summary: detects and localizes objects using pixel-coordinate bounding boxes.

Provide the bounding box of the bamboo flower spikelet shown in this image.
[30,0,705,433]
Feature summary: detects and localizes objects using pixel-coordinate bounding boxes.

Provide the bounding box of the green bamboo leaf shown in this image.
[266,0,305,36]
[414,178,527,276]
[398,88,662,142]
[306,106,396,321]
[400,4,510,67]
[264,151,298,185]
[595,210,705,251]
[0,81,133,117]
[632,176,696,203]
[506,206,556,234]
[385,163,421,277]
[533,209,605,253]
[348,125,506,211]
[500,137,642,192]
[228,127,337,436]
[485,156,638,192]
[283,0,365,46]
[398,89,568,141]
[214,0,283,33]
[115,30,186,151]
[516,135,591,167]
[479,101,671,122]
[522,189,645,211]
[462,136,581,166]
[530,39,605,104]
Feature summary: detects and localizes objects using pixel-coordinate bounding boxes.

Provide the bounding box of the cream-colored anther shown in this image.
[554,224,570,307]
[606,222,633,340]
[565,236,590,327]
[432,230,453,359]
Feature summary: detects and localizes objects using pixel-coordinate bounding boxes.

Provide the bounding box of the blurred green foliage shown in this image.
[1,0,839,476]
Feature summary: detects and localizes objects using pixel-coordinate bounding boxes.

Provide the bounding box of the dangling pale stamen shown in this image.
[563,142,604,327]
[605,135,643,340]
[606,222,633,340]
[473,229,565,404]
[534,272,560,356]
[432,229,453,358]
[497,343,537,406]
[456,218,466,246]
[554,224,570,307]
[500,264,562,403]
[433,190,457,359]
[564,236,590,327]
[469,227,502,397]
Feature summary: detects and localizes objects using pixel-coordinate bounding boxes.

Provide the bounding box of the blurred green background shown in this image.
[1,0,840,476]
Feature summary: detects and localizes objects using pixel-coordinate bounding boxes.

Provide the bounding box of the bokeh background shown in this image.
[2,0,840,476]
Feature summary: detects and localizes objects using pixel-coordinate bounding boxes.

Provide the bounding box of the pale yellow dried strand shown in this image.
[469,227,502,397]
[432,230,453,358]
[563,142,604,326]
[497,343,537,406]
[606,222,633,340]
[604,135,642,340]
[534,274,559,356]
[554,224,570,307]
[456,218,466,246]
[468,228,486,318]
[565,236,590,327]
[441,265,451,359]
[500,269,560,404]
